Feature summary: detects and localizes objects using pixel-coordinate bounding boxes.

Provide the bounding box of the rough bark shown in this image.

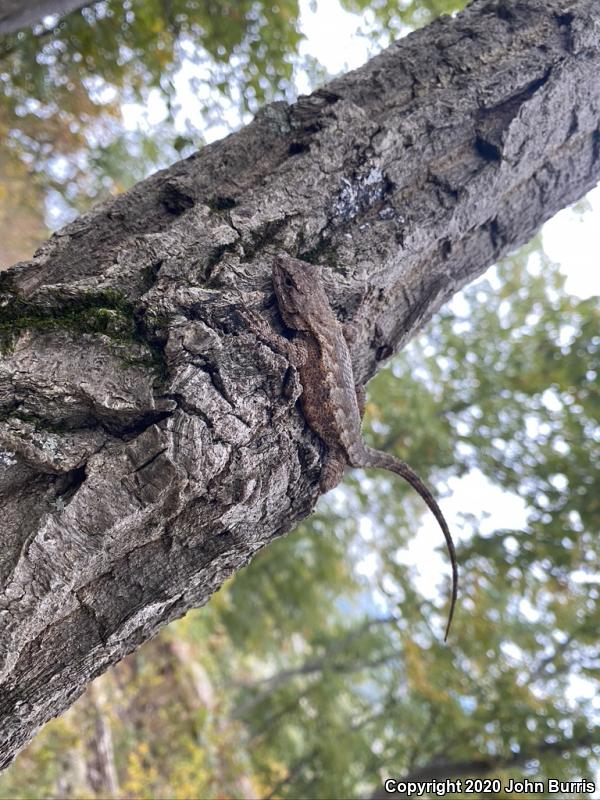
[0,0,89,34]
[1,0,599,768]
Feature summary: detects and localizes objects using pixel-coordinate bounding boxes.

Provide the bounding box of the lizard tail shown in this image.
[362,447,458,642]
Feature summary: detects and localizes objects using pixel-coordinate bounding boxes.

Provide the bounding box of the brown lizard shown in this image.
[258,252,458,640]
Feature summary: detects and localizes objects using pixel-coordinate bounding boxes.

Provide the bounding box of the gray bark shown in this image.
[0,0,89,34]
[1,0,599,768]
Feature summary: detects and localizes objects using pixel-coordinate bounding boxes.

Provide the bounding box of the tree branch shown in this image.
[237,616,398,693]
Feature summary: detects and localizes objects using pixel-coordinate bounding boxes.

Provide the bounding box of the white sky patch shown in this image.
[571,569,600,585]
[172,52,250,143]
[122,87,169,131]
[518,597,541,622]
[500,641,524,663]
[566,674,600,710]
[447,291,472,317]
[355,550,379,579]
[542,183,600,299]
[82,75,118,105]
[298,0,371,80]
[445,470,529,536]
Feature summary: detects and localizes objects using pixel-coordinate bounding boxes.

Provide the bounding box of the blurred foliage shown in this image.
[1,0,599,798]
[0,143,47,267]
[341,0,466,42]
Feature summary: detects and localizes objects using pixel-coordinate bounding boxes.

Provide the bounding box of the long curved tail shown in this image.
[361,447,458,641]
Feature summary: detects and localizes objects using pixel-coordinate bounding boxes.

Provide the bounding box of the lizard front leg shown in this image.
[245,308,340,492]
[238,307,296,360]
[238,307,307,418]
[319,445,347,493]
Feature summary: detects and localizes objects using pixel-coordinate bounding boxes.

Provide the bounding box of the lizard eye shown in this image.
[284,275,294,289]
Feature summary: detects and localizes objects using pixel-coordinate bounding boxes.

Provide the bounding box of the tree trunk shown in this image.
[0,0,89,34]
[1,0,599,768]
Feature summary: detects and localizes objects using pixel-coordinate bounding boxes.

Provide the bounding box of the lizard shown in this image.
[253,252,458,640]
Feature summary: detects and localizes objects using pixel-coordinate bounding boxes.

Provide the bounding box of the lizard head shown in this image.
[272,253,324,331]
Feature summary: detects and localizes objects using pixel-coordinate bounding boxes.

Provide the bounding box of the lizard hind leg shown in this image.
[355,385,367,420]
[319,448,347,493]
